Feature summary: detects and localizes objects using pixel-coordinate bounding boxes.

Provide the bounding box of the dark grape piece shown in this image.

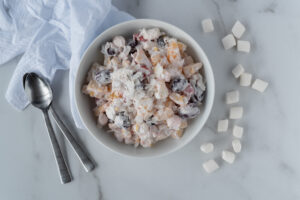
[189,88,205,104]
[145,115,156,126]
[133,71,147,90]
[170,77,188,92]
[95,70,111,85]
[127,38,139,55]
[116,112,131,129]
[128,38,138,48]
[157,36,165,47]
[138,77,148,90]
[107,47,115,56]
[135,79,147,90]
[129,48,137,55]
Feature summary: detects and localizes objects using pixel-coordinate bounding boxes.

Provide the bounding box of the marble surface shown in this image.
[1,0,300,199]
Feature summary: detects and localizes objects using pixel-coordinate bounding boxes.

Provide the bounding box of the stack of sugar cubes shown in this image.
[222,20,250,52]
[200,19,269,173]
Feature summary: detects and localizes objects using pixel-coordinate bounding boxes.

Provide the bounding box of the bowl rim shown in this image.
[74,18,215,158]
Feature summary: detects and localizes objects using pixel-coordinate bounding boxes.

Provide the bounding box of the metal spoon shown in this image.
[23,73,95,173]
[23,73,72,184]
[49,108,95,172]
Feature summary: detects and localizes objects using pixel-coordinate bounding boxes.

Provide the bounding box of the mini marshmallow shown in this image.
[217,119,229,132]
[222,150,236,164]
[113,36,126,48]
[252,79,269,93]
[232,64,245,78]
[200,143,214,153]
[229,106,243,119]
[237,40,251,53]
[222,34,236,50]
[233,125,244,138]
[232,21,246,39]
[232,139,242,153]
[226,90,239,104]
[240,73,252,87]
[202,159,219,173]
[202,18,214,33]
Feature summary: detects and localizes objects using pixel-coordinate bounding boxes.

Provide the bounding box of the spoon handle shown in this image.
[43,110,72,184]
[49,106,95,172]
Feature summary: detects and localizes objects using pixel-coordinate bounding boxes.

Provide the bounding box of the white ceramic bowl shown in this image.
[75,19,215,158]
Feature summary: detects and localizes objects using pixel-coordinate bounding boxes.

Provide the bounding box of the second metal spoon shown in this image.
[49,107,95,172]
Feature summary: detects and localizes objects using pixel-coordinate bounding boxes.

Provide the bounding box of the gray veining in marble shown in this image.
[1,0,300,199]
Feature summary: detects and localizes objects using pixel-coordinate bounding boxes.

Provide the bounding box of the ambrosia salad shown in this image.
[82,28,206,147]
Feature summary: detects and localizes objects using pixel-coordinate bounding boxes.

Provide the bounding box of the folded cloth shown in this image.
[0,0,134,128]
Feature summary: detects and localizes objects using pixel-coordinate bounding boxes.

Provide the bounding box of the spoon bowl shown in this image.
[23,73,52,110]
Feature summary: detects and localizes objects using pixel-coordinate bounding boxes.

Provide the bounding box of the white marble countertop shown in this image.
[1,0,300,199]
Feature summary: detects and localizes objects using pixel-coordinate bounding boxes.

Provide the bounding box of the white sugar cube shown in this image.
[240,73,252,86]
[222,34,236,50]
[252,79,269,93]
[232,21,246,39]
[202,159,219,173]
[202,18,214,33]
[237,40,251,53]
[226,90,239,104]
[232,139,242,153]
[232,64,245,78]
[200,143,214,153]
[217,119,229,132]
[222,150,236,164]
[233,125,244,138]
[229,106,243,119]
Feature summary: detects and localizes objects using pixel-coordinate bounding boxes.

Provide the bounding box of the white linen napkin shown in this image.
[0,0,134,128]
